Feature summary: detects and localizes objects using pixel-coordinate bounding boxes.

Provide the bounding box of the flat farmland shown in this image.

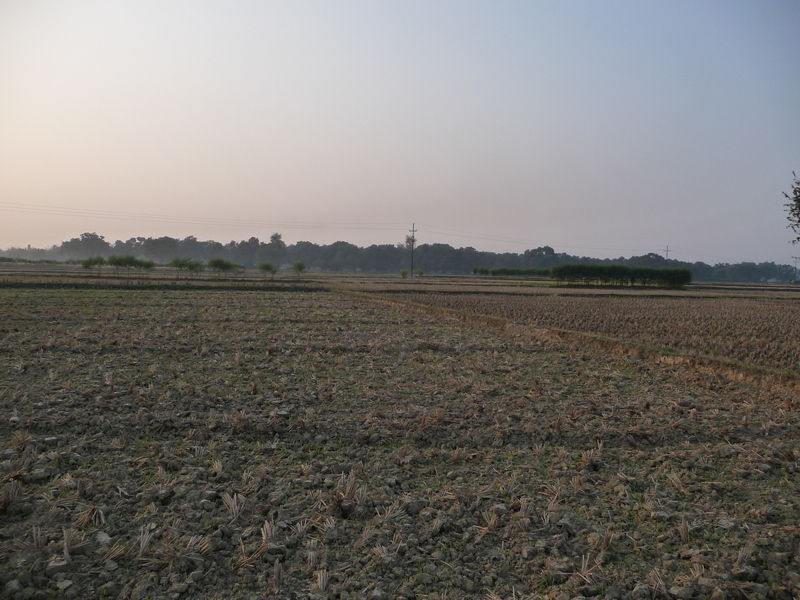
[2,287,800,600]
[382,291,800,379]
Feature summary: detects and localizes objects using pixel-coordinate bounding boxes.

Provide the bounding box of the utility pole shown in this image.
[793,256,800,281]
[408,223,416,278]
[664,245,670,261]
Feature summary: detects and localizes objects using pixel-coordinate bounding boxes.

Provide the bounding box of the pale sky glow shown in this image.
[1,1,799,264]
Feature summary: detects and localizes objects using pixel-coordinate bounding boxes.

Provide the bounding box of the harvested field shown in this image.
[381,292,800,378]
[2,287,800,599]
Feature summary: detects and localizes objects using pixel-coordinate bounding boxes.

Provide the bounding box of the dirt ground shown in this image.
[2,287,800,600]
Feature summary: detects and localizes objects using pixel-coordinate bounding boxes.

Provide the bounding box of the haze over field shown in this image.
[1,2,798,265]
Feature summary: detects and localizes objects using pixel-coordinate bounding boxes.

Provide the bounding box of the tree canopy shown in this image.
[0,232,794,283]
[784,171,800,243]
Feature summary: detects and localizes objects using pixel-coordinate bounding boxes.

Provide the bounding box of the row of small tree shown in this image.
[548,264,692,287]
[260,261,305,277]
[473,267,550,277]
[472,263,691,287]
[82,255,307,279]
[10,231,793,281]
[169,257,205,273]
[81,255,155,270]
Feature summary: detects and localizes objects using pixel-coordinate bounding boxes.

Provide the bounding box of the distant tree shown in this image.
[108,255,145,270]
[81,256,106,270]
[59,232,112,259]
[11,229,797,282]
[230,236,261,267]
[206,241,225,259]
[400,269,408,279]
[290,242,320,266]
[292,261,306,276]
[258,261,278,280]
[360,244,403,273]
[416,243,456,274]
[177,236,205,260]
[319,241,360,271]
[107,255,127,272]
[207,257,242,276]
[784,171,800,243]
[269,232,286,249]
[627,253,667,268]
[256,233,287,267]
[416,268,424,277]
[142,236,180,264]
[113,237,143,256]
[405,233,416,276]
[523,246,558,269]
[169,257,204,277]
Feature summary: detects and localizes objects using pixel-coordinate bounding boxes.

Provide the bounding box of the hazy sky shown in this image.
[1,1,799,264]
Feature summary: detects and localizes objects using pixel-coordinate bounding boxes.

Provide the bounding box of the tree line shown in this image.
[473,267,551,277]
[549,264,692,287]
[0,232,793,283]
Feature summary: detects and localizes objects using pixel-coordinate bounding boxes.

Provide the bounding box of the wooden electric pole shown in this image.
[409,223,416,277]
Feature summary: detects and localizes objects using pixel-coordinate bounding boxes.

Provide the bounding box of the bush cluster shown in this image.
[0,257,61,265]
[257,262,278,279]
[168,257,205,272]
[81,256,106,269]
[549,264,691,287]
[473,267,550,277]
[207,257,243,274]
[81,255,155,270]
[107,255,155,270]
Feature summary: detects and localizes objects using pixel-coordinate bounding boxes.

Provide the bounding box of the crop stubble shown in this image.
[383,292,800,379]
[1,288,800,599]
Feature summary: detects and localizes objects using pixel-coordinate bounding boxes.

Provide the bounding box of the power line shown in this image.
[0,201,408,232]
[2,201,785,265]
[419,224,780,264]
[1,202,657,253]
[419,223,658,254]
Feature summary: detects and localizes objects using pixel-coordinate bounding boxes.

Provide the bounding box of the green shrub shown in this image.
[258,262,278,280]
[107,255,156,271]
[208,257,242,275]
[549,264,691,287]
[81,256,106,270]
[169,257,205,274]
[485,267,549,278]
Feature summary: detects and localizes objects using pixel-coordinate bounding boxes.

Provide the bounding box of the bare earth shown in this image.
[2,286,800,600]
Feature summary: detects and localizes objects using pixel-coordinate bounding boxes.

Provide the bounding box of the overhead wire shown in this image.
[418,223,658,254]
[4,202,654,254]
[1,201,777,264]
[0,201,408,232]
